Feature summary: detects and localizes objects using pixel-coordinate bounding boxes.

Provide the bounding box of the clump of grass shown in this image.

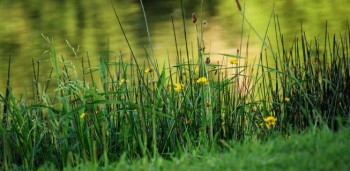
[257,18,350,133]
[0,1,349,170]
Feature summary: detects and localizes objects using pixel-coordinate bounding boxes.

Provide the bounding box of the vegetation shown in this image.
[39,127,350,171]
[1,0,349,170]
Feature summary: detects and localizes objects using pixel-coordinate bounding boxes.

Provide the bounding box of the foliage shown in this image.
[1,1,349,170]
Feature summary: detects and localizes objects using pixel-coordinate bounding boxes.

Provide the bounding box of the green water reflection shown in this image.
[0,0,349,95]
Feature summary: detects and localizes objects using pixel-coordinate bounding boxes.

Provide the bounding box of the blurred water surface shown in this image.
[0,0,349,95]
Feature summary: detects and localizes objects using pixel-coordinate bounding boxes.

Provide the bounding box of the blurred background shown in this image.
[0,0,349,95]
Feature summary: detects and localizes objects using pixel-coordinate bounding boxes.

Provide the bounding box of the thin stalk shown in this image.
[139,0,160,77]
[3,55,11,125]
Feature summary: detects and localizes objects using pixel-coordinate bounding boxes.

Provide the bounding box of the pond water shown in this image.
[1,0,349,95]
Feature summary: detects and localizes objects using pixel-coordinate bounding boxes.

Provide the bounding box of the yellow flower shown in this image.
[196,77,208,85]
[80,112,86,119]
[145,67,153,74]
[284,97,290,103]
[266,123,271,129]
[119,79,127,85]
[174,83,185,92]
[260,123,272,129]
[263,116,277,129]
[264,116,277,124]
[230,58,238,65]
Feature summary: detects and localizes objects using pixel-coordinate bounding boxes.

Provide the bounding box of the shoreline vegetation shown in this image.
[52,128,350,171]
[1,0,350,170]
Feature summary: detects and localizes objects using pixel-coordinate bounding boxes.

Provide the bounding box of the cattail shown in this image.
[192,13,197,23]
[205,57,210,64]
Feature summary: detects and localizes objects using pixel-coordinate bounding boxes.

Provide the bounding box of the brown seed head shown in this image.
[205,57,210,64]
[192,13,197,23]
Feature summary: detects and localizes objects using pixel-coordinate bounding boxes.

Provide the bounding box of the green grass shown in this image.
[1,0,350,170]
[37,127,350,171]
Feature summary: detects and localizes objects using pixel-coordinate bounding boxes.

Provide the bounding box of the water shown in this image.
[1,0,349,95]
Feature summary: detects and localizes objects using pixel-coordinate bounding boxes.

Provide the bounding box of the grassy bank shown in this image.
[38,128,349,171]
[1,0,350,170]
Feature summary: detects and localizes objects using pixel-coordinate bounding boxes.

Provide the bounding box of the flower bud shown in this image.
[192,13,197,23]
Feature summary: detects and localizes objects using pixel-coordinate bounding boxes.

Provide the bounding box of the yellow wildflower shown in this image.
[230,58,238,65]
[196,77,208,85]
[266,123,271,129]
[145,67,153,74]
[80,112,86,119]
[264,116,277,124]
[174,83,185,92]
[284,97,290,103]
[119,79,127,85]
[263,116,277,129]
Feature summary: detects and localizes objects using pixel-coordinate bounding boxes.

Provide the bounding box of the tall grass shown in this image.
[1,1,349,170]
[260,19,350,132]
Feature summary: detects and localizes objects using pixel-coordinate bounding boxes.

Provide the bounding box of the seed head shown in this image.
[192,13,197,23]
